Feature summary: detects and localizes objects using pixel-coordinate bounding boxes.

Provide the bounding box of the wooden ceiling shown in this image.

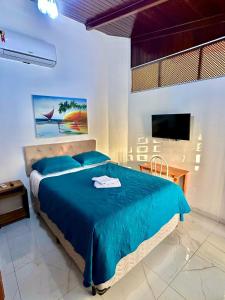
[58,0,225,67]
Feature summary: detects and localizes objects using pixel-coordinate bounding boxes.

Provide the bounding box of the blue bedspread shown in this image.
[38,163,190,287]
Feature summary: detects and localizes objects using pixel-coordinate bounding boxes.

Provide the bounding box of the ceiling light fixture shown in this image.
[38,0,59,19]
[38,0,48,14]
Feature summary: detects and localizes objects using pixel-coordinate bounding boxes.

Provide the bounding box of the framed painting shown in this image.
[32,95,88,138]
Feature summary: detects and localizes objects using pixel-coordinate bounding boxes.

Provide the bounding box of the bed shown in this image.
[24,139,190,295]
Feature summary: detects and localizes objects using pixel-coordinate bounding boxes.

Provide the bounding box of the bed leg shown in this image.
[92,286,111,296]
[92,286,97,296]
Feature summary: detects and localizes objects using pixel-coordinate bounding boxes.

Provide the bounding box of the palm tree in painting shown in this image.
[58,100,87,134]
[58,101,87,114]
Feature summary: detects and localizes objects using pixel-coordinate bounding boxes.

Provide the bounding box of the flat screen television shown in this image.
[152,113,191,140]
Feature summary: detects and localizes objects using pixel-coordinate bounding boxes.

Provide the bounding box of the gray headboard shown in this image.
[23,139,96,176]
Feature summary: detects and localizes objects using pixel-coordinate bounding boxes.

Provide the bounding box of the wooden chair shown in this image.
[149,155,169,179]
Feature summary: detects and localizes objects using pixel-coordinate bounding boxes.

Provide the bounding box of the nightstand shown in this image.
[0,180,30,227]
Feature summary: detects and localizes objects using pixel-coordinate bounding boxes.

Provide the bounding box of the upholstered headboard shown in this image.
[23,139,96,176]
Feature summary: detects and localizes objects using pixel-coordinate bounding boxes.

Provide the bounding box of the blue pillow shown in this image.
[32,155,81,175]
[73,151,110,166]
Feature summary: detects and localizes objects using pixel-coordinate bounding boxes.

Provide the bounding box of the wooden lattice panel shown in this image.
[160,49,200,87]
[131,39,225,92]
[132,63,159,92]
[200,40,225,79]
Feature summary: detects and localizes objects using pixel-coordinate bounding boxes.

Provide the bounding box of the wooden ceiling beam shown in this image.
[132,13,225,43]
[85,0,168,31]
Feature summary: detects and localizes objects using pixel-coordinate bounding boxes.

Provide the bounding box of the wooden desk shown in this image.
[139,163,189,194]
[0,272,4,300]
[0,180,30,227]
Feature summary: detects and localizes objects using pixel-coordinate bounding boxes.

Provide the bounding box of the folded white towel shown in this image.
[94,179,121,189]
[92,175,118,185]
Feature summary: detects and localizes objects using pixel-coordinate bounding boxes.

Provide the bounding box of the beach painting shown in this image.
[33,95,88,138]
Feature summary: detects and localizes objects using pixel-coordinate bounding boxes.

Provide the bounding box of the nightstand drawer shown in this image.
[0,180,29,227]
[0,195,23,215]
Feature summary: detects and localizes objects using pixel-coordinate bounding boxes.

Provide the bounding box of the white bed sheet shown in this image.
[30,162,108,198]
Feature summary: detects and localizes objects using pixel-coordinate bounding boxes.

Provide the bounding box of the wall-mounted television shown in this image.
[152,113,191,141]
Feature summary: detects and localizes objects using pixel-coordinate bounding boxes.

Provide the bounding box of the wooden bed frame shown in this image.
[24,139,179,295]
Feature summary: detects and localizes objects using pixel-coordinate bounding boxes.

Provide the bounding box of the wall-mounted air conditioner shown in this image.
[0,28,57,67]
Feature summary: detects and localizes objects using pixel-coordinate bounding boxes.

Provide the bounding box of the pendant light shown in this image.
[38,0,59,19]
[38,0,48,14]
[47,0,59,19]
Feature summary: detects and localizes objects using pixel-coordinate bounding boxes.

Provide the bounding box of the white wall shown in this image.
[0,0,130,188]
[129,78,225,221]
[107,38,130,163]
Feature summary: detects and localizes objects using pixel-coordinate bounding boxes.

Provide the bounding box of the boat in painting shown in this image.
[43,108,54,120]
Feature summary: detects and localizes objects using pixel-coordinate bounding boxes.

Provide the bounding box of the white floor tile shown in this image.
[176,212,214,245]
[206,222,225,252]
[102,263,157,300]
[158,286,185,300]
[171,254,225,300]
[142,263,168,298]
[40,247,82,287]
[60,286,102,300]
[1,272,21,300]
[16,256,79,300]
[4,219,31,241]
[1,211,224,300]
[8,231,41,271]
[196,241,225,272]
[143,227,197,284]
[0,229,7,244]
[34,224,60,254]
[0,231,14,275]
[185,211,217,233]
[16,260,62,300]
[29,211,45,231]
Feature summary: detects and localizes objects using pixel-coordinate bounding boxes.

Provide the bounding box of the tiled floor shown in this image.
[1,209,225,300]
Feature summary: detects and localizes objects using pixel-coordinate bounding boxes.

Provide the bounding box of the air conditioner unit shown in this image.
[0,28,57,67]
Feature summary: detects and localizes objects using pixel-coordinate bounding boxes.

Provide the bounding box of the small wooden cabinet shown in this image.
[0,180,30,227]
[0,272,4,300]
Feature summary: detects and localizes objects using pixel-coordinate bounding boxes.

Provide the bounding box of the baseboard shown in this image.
[192,207,225,225]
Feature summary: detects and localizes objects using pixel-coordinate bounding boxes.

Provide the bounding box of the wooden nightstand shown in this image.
[0,271,4,300]
[139,163,189,195]
[0,180,30,228]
